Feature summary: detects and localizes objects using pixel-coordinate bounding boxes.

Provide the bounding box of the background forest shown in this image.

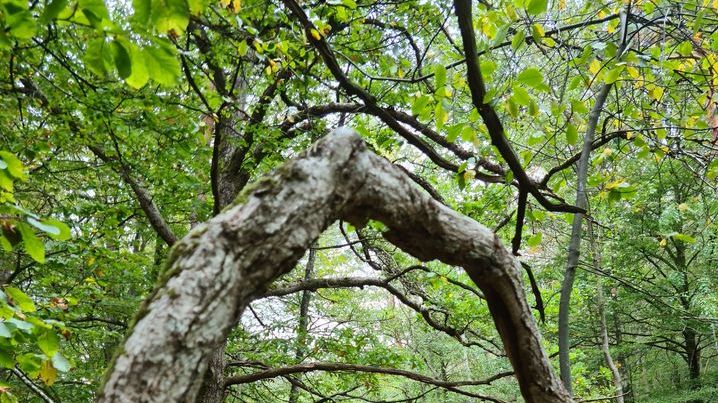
[0,0,717,401]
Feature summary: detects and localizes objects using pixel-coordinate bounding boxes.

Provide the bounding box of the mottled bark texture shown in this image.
[98,129,570,403]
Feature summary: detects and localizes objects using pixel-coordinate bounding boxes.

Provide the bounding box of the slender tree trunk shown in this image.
[98,130,570,403]
[558,7,631,393]
[588,223,624,403]
[288,247,316,403]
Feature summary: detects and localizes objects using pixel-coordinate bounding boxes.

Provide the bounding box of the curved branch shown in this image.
[224,361,512,402]
[99,129,569,403]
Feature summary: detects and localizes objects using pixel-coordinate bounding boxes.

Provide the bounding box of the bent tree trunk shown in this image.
[98,129,570,403]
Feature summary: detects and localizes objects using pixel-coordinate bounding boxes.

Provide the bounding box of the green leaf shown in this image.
[37,330,60,357]
[132,0,151,27]
[85,38,111,77]
[78,0,110,28]
[6,318,33,331]
[111,40,132,79]
[671,233,696,244]
[511,85,531,106]
[4,287,35,312]
[0,348,13,368]
[434,64,446,88]
[0,152,24,180]
[526,232,542,247]
[40,0,69,23]
[26,217,59,236]
[153,0,190,34]
[571,98,589,114]
[411,95,431,116]
[604,66,624,84]
[511,30,526,51]
[525,0,547,15]
[16,353,42,374]
[16,223,44,263]
[566,123,578,145]
[41,219,71,241]
[144,41,181,86]
[516,68,546,91]
[6,10,36,40]
[187,0,208,15]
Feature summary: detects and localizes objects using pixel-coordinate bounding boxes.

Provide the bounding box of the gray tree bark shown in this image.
[558,7,631,394]
[588,223,624,403]
[98,129,570,403]
[288,247,316,403]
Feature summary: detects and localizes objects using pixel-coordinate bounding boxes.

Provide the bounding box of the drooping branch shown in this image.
[224,361,513,401]
[453,0,582,215]
[98,129,569,403]
[88,145,178,246]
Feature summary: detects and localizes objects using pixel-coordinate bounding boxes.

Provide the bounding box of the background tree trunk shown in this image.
[98,130,570,403]
[288,247,316,403]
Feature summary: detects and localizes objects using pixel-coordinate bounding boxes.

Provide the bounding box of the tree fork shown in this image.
[98,129,570,403]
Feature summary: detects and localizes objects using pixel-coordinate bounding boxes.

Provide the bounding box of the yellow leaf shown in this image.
[310,29,322,41]
[626,66,640,79]
[39,360,57,386]
[648,86,664,101]
[231,0,241,12]
[589,59,602,76]
[659,238,667,247]
[678,203,688,212]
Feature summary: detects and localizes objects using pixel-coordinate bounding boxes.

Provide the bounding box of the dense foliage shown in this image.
[0,0,717,401]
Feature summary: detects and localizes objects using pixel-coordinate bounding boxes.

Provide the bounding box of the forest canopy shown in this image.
[0,0,717,402]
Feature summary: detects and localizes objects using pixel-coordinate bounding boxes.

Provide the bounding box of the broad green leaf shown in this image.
[526,232,542,247]
[144,41,181,86]
[434,64,446,88]
[17,353,43,374]
[40,0,69,22]
[511,30,526,51]
[6,318,33,331]
[604,66,624,84]
[85,38,111,77]
[6,10,36,40]
[672,233,696,244]
[153,0,190,34]
[17,223,44,263]
[571,98,588,114]
[566,123,578,145]
[41,219,71,241]
[187,0,208,15]
[37,330,60,357]
[511,85,531,106]
[26,217,60,236]
[111,40,132,79]
[78,0,110,27]
[0,152,24,180]
[411,94,431,116]
[0,348,13,368]
[4,287,35,312]
[132,0,151,27]
[525,0,547,15]
[516,68,546,90]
